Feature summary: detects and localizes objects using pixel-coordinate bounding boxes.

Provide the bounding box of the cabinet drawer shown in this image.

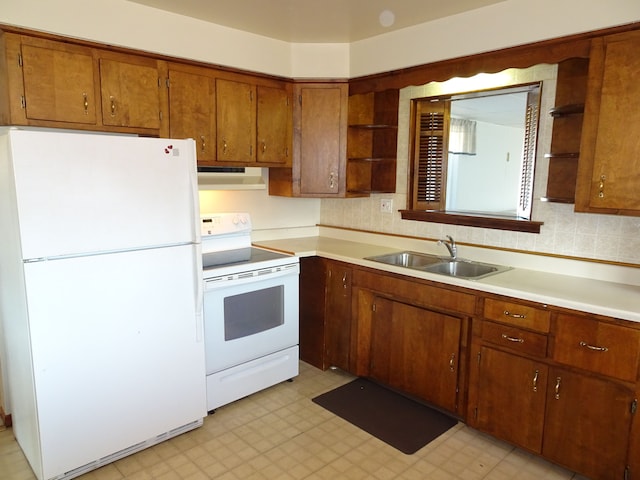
[553,314,640,382]
[481,321,548,358]
[483,298,550,333]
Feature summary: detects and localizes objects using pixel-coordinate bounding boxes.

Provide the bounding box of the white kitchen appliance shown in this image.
[0,128,206,480]
[201,213,299,411]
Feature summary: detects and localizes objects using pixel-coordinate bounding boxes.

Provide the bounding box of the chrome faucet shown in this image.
[438,235,457,259]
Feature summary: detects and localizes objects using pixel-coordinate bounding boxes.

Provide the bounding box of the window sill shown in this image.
[399,210,543,233]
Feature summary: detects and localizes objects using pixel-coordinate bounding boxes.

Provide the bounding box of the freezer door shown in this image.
[19,245,205,479]
[7,129,199,259]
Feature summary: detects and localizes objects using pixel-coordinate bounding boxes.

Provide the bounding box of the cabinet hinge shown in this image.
[17,52,23,67]
[631,399,638,415]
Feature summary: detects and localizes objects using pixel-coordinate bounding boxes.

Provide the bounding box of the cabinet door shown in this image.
[257,85,291,165]
[472,346,547,453]
[99,56,161,130]
[324,262,352,371]
[20,38,97,125]
[296,83,347,195]
[576,30,640,213]
[168,68,216,163]
[216,78,256,163]
[370,296,461,413]
[298,257,326,369]
[543,368,634,480]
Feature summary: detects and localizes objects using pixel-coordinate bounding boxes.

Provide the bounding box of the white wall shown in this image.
[350,0,640,76]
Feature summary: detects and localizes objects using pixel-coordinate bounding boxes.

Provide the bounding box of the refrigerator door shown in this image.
[21,244,205,479]
[7,129,200,260]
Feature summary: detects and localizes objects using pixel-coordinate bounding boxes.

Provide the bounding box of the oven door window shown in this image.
[224,285,284,340]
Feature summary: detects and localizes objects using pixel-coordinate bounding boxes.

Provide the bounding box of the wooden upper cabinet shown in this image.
[3,34,98,126]
[98,53,161,131]
[256,85,291,165]
[297,83,348,196]
[216,78,256,163]
[167,66,216,164]
[576,30,640,215]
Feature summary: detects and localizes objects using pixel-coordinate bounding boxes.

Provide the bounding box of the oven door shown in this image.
[203,264,299,374]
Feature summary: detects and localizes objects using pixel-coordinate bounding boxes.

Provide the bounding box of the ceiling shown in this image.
[127,0,504,43]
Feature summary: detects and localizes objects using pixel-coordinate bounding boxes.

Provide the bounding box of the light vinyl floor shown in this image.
[0,361,590,480]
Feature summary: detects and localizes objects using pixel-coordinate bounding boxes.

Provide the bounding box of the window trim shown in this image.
[404,82,544,234]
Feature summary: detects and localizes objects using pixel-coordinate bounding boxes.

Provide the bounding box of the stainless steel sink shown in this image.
[423,259,509,279]
[365,251,510,280]
[365,251,443,268]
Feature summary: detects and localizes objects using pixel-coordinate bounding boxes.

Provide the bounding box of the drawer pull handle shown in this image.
[504,310,526,319]
[532,369,539,392]
[554,376,561,400]
[501,333,524,343]
[449,353,456,372]
[579,341,608,352]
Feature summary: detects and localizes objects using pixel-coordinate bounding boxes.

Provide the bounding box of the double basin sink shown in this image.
[365,251,510,280]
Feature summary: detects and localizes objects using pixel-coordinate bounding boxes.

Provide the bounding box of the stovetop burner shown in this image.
[200,213,298,279]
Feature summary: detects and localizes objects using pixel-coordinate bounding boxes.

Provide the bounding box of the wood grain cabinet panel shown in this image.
[576,29,640,214]
[256,85,291,165]
[473,346,547,453]
[552,313,640,383]
[3,34,99,127]
[99,55,161,130]
[480,320,548,357]
[216,78,256,163]
[542,367,635,480]
[483,298,551,333]
[166,66,216,164]
[369,296,462,414]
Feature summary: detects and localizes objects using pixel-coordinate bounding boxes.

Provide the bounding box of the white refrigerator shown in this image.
[0,128,206,480]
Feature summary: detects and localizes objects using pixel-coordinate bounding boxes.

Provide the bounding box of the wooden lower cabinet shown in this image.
[542,368,635,480]
[469,302,639,480]
[298,257,353,371]
[324,261,352,371]
[369,296,461,413]
[298,256,326,368]
[472,346,547,453]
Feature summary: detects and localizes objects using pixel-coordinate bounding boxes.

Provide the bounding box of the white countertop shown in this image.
[254,235,640,323]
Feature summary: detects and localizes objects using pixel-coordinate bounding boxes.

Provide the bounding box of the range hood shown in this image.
[197,166,266,190]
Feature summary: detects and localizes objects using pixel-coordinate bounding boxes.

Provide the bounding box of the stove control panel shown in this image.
[201,212,252,237]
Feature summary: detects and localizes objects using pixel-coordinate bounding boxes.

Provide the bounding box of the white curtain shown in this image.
[449,118,477,155]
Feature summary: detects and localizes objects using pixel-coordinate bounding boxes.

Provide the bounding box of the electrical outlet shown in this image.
[380,198,393,213]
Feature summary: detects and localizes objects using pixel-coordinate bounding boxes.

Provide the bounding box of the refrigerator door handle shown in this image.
[193,244,204,343]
